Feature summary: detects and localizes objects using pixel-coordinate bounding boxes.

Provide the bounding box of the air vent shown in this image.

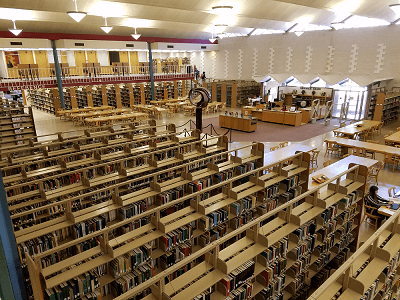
[201,46,207,49]
[75,43,85,47]
[167,45,174,49]
[126,44,134,48]
[10,42,22,46]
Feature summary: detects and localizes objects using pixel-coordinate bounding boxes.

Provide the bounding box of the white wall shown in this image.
[138,51,147,62]
[211,26,400,83]
[97,50,109,65]
[66,50,75,66]
[47,50,54,64]
[0,51,7,78]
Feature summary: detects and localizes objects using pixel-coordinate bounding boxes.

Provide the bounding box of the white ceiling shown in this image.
[0,0,398,39]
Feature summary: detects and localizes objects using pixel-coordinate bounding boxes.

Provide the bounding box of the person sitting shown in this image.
[365,186,392,221]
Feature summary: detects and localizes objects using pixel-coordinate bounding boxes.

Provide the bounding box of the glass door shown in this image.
[332,90,368,120]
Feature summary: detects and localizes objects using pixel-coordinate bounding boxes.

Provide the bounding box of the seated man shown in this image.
[365,186,393,223]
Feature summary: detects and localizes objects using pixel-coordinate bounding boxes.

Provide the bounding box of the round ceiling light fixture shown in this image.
[9,20,22,36]
[101,17,113,34]
[67,0,86,22]
[131,27,141,40]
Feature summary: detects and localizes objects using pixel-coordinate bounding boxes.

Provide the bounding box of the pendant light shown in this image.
[294,31,304,37]
[131,27,141,40]
[209,32,216,43]
[9,20,22,36]
[67,0,86,22]
[101,17,113,34]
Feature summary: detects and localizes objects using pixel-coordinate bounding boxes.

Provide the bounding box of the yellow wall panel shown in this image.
[86,51,98,63]
[19,50,34,64]
[60,51,68,64]
[34,50,49,68]
[119,51,129,63]
[129,52,139,66]
[74,51,86,67]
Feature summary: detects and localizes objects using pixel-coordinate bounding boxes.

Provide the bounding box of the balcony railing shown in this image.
[0,65,195,91]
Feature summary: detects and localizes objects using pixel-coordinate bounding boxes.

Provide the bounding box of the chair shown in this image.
[384,134,393,146]
[358,128,370,142]
[323,160,332,167]
[362,205,380,230]
[365,140,380,159]
[388,187,398,198]
[375,123,383,136]
[310,150,320,168]
[352,147,366,157]
[368,161,384,185]
[310,167,317,174]
[384,154,400,171]
[270,146,279,152]
[397,127,400,132]
[279,142,288,148]
[342,154,350,158]
[324,140,339,157]
[166,107,174,118]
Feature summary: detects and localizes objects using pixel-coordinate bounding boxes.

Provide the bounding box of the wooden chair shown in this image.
[310,150,320,168]
[310,167,317,173]
[352,146,366,157]
[368,161,384,185]
[324,140,339,157]
[358,128,370,142]
[166,107,174,118]
[279,142,288,148]
[365,140,379,159]
[384,154,400,171]
[270,146,279,152]
[362,205,380,230]
[323,160,332,167]
[388,187,398,198]
[375,123,383,136]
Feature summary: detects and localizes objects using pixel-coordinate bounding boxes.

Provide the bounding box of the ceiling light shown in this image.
[331,22,345,30]
[294,31,304,37]
[390,4,400,15]
[209,32,216,43]
[212,6,234,14]
[9,20,22,36]
[101,17,113,34]
[67,0,86,22]
[131,27,141,40]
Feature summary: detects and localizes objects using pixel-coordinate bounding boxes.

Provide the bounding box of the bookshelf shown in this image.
[6,130,270,299]
[0,106,37,150]
[367,92,400,125]
[99,154,367,300]
[309,211,400,300]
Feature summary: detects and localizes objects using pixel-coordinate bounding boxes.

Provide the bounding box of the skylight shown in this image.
[290,23,332,32]
[337,15,390,29]
[218,33,248,38]
[251,29,285,35]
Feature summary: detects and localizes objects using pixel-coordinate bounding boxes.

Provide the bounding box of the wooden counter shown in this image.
[262,110,302,126]
[219,115,257,132]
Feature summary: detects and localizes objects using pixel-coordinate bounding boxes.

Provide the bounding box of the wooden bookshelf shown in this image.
[0,106,37,151]
[367,92,400,125]
[102,155,367,300]
[309,211,400,300]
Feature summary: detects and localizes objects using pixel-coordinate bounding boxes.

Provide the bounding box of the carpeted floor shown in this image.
[197,117,341,142]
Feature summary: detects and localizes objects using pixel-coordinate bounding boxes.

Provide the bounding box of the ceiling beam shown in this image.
[285,23,298,33]
[247,28,257,36]
[391,17,400,25]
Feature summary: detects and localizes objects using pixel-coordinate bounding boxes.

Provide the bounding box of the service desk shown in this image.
[262,110,302,126]
[219,115,257,132]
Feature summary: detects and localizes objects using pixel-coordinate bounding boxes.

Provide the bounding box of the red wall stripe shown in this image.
[0,31,217,44]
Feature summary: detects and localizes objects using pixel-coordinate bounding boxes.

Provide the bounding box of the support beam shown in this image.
[148,43,156,101]
[51,40,65,109]
[0,172,26,300]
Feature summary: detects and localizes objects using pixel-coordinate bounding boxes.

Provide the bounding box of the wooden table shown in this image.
[183,105,196,115]
[57,106,113,119]
[150,99,182,106]
[325,137,400,157]
[165,102,187,112]
[384,131,400,145]
[208,102,221,113]
[333,120,381,138]
[309,155,378,189]
[378,197,400,216]
[85,113,147,127]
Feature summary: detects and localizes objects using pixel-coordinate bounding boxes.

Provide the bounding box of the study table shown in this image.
[325,137,400,157]
[333,120,381,138]
[378,197,400,216]
[384,130,400,146]
[309,155,378,189]
[84,112,148,127]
